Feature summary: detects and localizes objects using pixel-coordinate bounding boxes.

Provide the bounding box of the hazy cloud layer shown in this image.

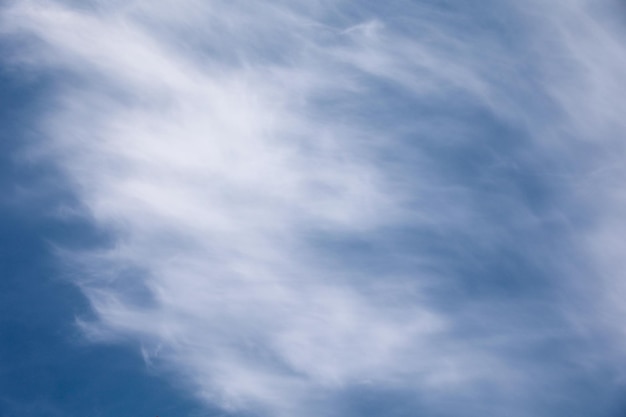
[3,0,626,416]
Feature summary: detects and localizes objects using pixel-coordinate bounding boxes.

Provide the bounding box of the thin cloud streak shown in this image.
[3,0,626,416]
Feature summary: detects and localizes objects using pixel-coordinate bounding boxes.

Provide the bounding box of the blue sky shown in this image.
[2,1,626,416]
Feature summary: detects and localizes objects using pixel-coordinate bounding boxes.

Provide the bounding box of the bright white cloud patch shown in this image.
[3,0,626,416]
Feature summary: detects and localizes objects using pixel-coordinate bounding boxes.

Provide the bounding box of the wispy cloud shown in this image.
[3,0,626,416]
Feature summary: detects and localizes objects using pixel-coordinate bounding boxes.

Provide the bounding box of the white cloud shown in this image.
[541,0,626,373]
[4,0,626,416]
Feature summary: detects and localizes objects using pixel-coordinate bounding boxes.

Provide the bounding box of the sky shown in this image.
[2,0,626,416]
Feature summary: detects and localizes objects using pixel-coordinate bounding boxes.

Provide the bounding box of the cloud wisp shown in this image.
[3,0,626,416]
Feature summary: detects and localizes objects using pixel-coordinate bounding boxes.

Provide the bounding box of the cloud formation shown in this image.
[3,0,626,416]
